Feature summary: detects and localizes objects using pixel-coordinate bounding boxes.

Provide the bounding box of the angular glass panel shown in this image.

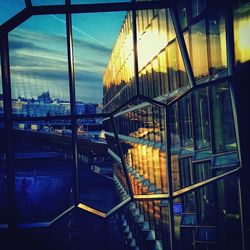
[178,94,193,147]
[113,102,168,195]
[136,7,177,100]
[158,48,168,96]
[177,0,190,29]
[13,119,74,223]
[166,40,190,94]
[174,175,241,250]
[193,161,212,185]
[208,9,227,77]
[234,0,250,64]
[78,118,130,213]
[191,0,206,19]
[137,9,168,71]
[169,103,180,150]
[0,123,7,225]
[0,0,25,25]
[101,12,135,112]
[212,152,239,168]
[167,42,178,92]
[32,0,65,5]
[179,157,193,188]
[174,193,196,250]
[211,82,237,153]
[190,20,209,82]
[166,8,176,42]
[120,200,170,250]
[193,149,211,162]
[193,87,211,150]
[9,15,70,118]
[73,12,127,114]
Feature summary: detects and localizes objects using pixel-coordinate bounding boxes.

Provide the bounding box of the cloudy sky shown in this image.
[0,0,127,103]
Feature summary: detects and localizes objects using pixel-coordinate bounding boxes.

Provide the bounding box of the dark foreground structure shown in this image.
[0,0,250,250]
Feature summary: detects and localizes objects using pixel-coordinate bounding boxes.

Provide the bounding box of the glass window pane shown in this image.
[211,82,237,153]
[101,12,135,112]
[13,119,74,223]
[177,0,190,29]
[193,87,211,149]
[77,118,130,213]
[32,0,65,5]
[169,103,180,149]
[167,39,190,93]
[122,200,170,250]
[137,9,168,71]
[191,0,206,19]
[113,102,168,195]
[158,49,168,96]
[208,9,227,77]
[190,20,209,82]
[0,0,25,25]
[166,8,176,42]
[234,0,250,64]
[174,175,242,250]
[9,15,70,118]
[167,42,178,91]
[179,95,193,147]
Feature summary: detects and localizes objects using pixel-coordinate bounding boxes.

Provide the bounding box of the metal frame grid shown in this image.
[0,0,247,250]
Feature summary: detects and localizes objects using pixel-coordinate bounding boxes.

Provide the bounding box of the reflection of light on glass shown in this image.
[159,147,167,193]
[138,24,167,71]
[235,18,250,63]
[153,147,161,190]
[191,21,208,79]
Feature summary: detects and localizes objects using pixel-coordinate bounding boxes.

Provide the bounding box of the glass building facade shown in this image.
[0,0,250,250]
[103,0,250,250]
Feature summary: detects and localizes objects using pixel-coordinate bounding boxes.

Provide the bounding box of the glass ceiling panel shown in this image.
[32,0,65,5]
[0,0,25,25]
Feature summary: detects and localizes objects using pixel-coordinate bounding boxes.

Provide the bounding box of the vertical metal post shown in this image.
[132,2,140,97]
[65,0,79,205]
[170,4,195,88]
[226,3,247,250]
[164,107,175,250]
[0,33,16,231]
[110,115,134,198]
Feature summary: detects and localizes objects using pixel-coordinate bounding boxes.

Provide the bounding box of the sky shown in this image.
[0,0,127,104]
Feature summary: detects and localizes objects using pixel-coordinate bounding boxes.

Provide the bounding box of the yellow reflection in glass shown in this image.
[234,2,250,63]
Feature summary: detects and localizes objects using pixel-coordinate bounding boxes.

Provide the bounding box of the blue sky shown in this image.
[0,0,126,103]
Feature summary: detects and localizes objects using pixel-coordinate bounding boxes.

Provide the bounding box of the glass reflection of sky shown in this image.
[2,1,126,104]
[0,0,25,24]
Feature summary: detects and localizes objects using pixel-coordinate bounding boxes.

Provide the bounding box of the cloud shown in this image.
[49,14,108,48]
[8,26,109,103]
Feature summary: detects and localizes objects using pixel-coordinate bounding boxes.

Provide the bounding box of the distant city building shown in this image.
[11,93,97,118]
[37,91,52,104]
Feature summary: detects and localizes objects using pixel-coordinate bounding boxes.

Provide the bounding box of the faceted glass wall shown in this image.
[0,0,249,249]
